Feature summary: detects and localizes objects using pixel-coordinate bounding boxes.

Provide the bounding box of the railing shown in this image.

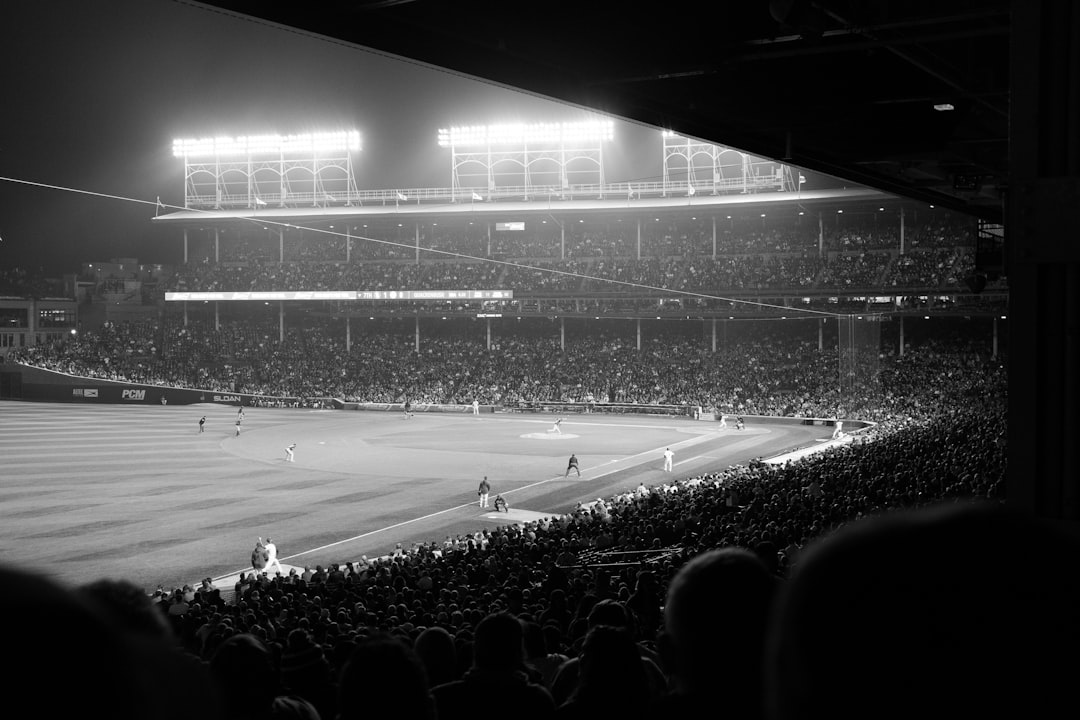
[508,401,696,417]
[566,546,684,568]
[183,176,797,210]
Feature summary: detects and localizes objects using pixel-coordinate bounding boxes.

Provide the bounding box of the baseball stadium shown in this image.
[0,2,1076,719]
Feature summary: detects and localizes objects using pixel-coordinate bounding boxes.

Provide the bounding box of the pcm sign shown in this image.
[122,389,146,401]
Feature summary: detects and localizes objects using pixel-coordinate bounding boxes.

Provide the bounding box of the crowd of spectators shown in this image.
[885,247,970,288]
[163,247,976,296]
[6,284,1056,720]
[183,212,972,266]
[8,314,1005,419]
[161,215,979,298]
[6,351,1053,720]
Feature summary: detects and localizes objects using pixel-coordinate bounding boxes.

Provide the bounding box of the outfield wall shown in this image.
[0,363,302,407]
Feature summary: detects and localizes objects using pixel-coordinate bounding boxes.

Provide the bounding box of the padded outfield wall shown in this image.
[0,362,296,407]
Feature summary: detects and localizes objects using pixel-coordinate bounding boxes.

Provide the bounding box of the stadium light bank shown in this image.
[172,130,362,158]
[436,120,614,148]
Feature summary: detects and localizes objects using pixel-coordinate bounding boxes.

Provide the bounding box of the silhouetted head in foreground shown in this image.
[660,547,776,718]
[767,501,1080,720]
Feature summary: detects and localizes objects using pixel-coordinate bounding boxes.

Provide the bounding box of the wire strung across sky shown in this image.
[1,174,860,319]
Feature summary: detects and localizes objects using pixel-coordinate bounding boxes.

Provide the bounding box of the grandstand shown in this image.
[0,42,1037,720]
[1,121,1009,540]
[5,2,1078,717]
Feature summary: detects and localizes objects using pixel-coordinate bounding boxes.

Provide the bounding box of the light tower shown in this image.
[171,130,362,209]
[661,130,799,196]
[436,119,614,201]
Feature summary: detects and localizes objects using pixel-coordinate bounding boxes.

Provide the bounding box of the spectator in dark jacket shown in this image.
[432,611,556,720]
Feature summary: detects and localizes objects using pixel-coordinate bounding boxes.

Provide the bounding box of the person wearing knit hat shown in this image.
[280,628,336,720]
[251,538,269,572]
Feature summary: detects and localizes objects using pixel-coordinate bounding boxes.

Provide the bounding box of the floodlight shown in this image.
[172,130,362,158]
[933,103,955,111]
[436,120,614,148]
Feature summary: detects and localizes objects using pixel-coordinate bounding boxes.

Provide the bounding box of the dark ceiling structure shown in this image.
[196,0,1011,223]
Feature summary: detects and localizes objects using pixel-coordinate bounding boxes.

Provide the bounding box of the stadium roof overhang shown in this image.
[194,0,1010,224]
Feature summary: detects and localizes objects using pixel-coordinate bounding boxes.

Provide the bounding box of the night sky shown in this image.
[0,0,663,273]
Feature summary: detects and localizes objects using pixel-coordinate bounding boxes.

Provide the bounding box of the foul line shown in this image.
[213,467,583,581]
[210,429,735,583]
[211,439,694,582]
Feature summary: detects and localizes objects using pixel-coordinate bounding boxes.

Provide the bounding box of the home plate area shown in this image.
[479,508,553,523]
[520,432,580,439]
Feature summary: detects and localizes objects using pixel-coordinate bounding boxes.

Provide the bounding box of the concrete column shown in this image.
[899,207,906,255]
[1008,0,1080,519]
[818,213,824,256]
[992,315,998,361]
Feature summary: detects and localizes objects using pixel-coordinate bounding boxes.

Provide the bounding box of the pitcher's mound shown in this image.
[521,432,580,440]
